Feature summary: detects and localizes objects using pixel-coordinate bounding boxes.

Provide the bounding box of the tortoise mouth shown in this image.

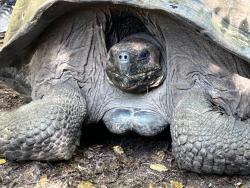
[106,69,165,93]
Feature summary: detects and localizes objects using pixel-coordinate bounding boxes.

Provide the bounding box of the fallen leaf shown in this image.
[163,182,171,188]
[100,185,108,188]
[235,182,247,188]
[150,163,168,172]
[208,183,212,187]
[0,159,6,165]
[78,181,96,188]
[78,164,87,171]
[35,175,48,188]
[148,183,157,188]
[152,151,165,162]
[113,145,124,155]
[170,180,184,188]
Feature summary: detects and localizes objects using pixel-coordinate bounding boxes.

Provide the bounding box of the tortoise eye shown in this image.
[138,50,150,60]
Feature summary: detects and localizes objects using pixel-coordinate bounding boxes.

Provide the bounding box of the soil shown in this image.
[0,84,250,188]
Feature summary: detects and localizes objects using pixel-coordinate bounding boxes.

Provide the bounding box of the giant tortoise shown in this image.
[0,0,250,175]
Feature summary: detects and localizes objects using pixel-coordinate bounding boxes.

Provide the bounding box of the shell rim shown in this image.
[0,0,249,64]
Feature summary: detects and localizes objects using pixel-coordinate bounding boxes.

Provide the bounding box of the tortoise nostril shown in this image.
[118,52,130,61]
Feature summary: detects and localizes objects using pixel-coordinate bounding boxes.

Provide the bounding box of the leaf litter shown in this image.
[0,75,250,188]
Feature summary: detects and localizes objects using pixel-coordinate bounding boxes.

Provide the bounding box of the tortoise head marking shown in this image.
[106,34,165,93]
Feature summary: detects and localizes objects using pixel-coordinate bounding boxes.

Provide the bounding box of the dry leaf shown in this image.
[78,181,96,188]
[100,185,108,188]
[148,183,157,188]
[35,175,48,188]
[163,182,171,188]
[152,151,165,162]
[170,180,184,188]
[235,182,247,188]
[112,145,124,155]
[0,159,6,165]
[150,163,168,172]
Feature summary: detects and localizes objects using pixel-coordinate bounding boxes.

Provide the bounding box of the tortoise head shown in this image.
[106,34,165,93]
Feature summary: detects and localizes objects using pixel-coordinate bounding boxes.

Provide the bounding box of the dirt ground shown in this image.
[0,84,250,188]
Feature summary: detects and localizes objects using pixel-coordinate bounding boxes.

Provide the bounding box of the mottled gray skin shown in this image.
[1,6,250,175]
[106,33,164,93]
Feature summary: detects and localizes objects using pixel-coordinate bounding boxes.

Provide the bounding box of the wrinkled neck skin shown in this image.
[28,7,170,126]
[21,6,250,174]
[28,6,250,125]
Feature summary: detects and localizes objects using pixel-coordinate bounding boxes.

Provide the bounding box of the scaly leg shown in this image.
[0,82,86,161]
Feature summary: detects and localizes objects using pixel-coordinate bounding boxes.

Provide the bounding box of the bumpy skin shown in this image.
[172,91,250,175]
[0,81,86,160]
[1,5,250,175]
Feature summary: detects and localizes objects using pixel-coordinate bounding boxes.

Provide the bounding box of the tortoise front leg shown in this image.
[0,83,86,161]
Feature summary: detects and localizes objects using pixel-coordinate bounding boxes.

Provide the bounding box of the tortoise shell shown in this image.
[0,0,249,63]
